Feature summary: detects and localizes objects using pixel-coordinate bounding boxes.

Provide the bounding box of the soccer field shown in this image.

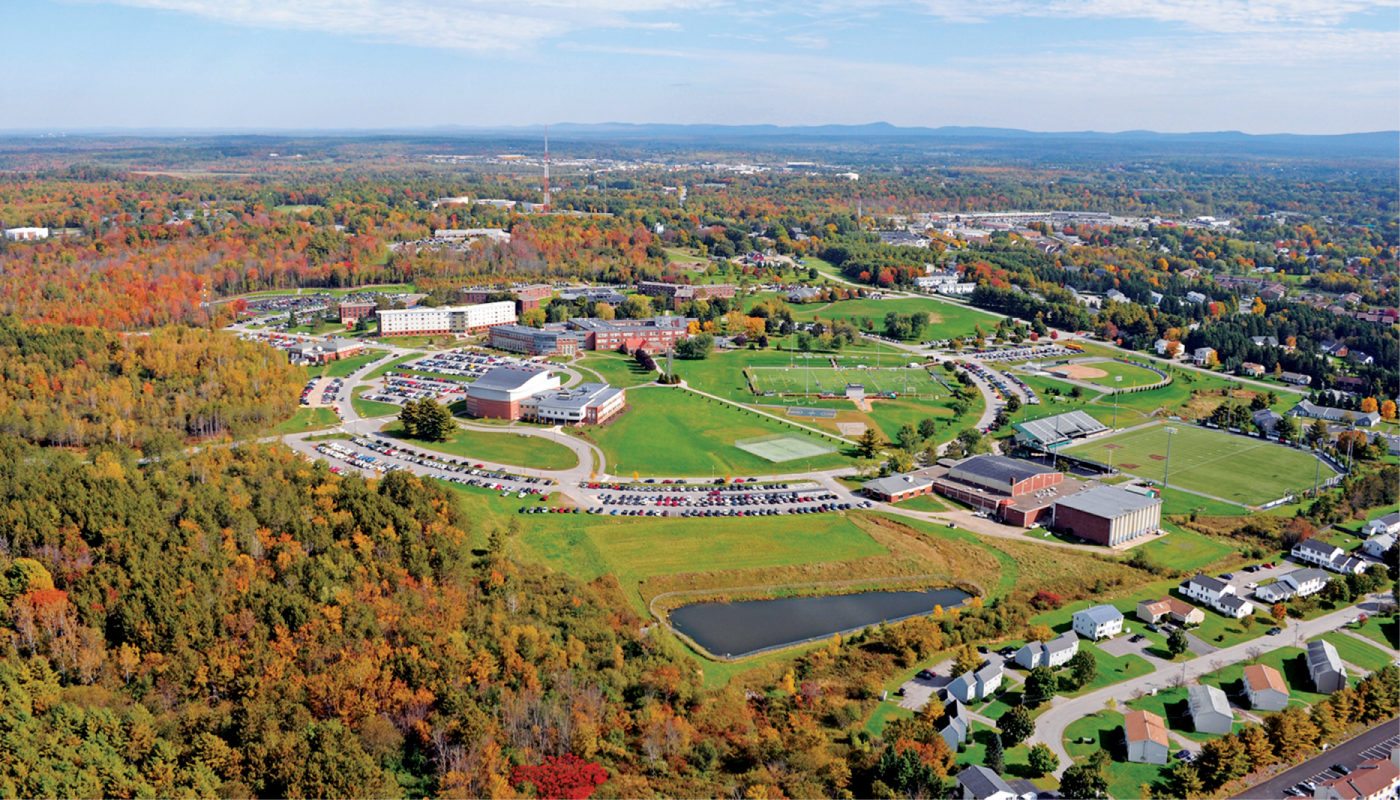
[749,366,935,396]
[1064,422,1335,506]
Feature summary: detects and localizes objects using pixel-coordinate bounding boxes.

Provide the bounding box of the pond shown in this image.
[668,587,971,658]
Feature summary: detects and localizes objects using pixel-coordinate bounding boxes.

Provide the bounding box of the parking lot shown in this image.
[1236,723,1400,799]
[404,348,545,381]
[362,373,468,406]
[581,478,869,517]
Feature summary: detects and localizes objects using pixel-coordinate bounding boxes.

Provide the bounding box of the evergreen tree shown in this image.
[985,735,1004,774]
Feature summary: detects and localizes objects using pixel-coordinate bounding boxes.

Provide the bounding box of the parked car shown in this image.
[1267,627,1282,635]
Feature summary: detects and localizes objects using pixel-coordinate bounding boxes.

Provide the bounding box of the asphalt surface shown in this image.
[1232,719,1400,799]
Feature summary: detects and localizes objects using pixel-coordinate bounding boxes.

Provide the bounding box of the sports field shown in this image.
[749,365,934,396]
[787,295,993,341]
[583,388,850,475]
[1056,359,1165,389]
[735,435,837,462]
[1064,422,1335,506]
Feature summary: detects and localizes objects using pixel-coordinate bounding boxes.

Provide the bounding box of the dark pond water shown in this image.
[669,587,971,658]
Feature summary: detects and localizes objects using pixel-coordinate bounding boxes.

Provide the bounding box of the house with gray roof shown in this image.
[1072,605,1123,641]
[1187,684,1234,734]
[1015,632,1080,670]
[936,699,969,751]
[955,765,1017,800]
[1307,640,1347,694]
[1288,400,1380,427]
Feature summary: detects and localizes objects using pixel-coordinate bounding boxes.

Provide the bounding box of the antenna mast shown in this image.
[542,125,551,211]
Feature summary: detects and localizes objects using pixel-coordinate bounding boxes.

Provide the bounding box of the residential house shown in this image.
[1014,632,1079,670]
[955,766,1017,800]
[936,699,969,750]
[1243,664,1289,711]
[1288,400,1380,427]
[1240,362,1266,377]
[1136,599,1171,624]
[1320,340,1349,358]
[1279,568,1330,598]
[1252,408,1283,434]
[1124,709,1170,765]
[1164,597,1206,626]
[1306,640,1347,694]
[1186,291,1208,304]
[947,662,1003,704]
[1072,605,1124,641]
[1281,371,1313,386]
[1362,512,1400,538]
[1193,347,1218,366]
[1348,351,1374,366]
[1251,335,1281,348]
[1181,574,1255,618]
[1292,539,1345,569]
[1187,684,1235,734]
[1362,533,1397,559]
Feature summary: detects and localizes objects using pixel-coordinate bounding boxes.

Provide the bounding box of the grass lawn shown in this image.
[580,387,851,476]
[380,422,579,470]
[577,351,658,388]
[1317,632,1394,673]
[351,388,403,419]
[322,352,380,378]
[1354,615,1399,650]
[1078,360,1168,389]
[1132,523,1235,573]
[1064,710,1170,799]
[271,407,340,435]
[1066,642,1156,695]
[864,703,914,737]
[790,296,992,342]
[1201,648,1333,707]
[365,353,422,379]
[1158,486,1249,517]
[511,510,889,614]
[898,494,949,513]
[1064,421,1334,507]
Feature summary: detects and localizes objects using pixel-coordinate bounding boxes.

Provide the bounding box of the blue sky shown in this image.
[4,0,1397,133]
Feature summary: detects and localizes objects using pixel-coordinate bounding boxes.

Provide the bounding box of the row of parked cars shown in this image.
[363,373,467,406]
[405,348,542,380]
[582,479,808,493]
[354,436,552,493]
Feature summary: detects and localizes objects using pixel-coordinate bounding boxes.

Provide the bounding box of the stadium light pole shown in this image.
[1162,426,1178,493]
[1113,375,1121,429]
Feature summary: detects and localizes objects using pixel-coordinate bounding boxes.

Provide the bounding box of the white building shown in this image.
[1187,684,1234,734]
[377,302,516,336]
[519,382,626,426]
[1181,574,1255,618]
[1362,533,1396,559]
[1014,632,1079,670]
[2,226,49,241]
[1072,605,1123,641]
[1363,513,1400,538]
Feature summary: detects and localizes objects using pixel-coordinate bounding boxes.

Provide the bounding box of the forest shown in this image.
[0,319,302,451]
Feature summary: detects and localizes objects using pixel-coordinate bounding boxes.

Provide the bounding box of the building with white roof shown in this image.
[378,301,516,337]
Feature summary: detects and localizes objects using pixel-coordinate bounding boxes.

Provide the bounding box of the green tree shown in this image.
[896,424,921,452]
[1027,743,1058,777]
[1066,650,1098,690]
[1024,666,1056,706]
[1060,760,1109,799]
[856,428,883,459]
[998,705,1033,746]
[1167,627,1190,658]
[985,734,1004,774]
[1168,760,1204,798]
[917,418,938,440]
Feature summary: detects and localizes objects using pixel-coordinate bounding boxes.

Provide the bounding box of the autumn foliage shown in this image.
[511,754,609,800]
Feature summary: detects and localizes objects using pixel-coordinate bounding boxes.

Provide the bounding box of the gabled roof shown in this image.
[1045,632,1079,656]
[1012,410,1108,446]
[1217,595,1251,614]
[1294,539,1342,557]
[1185,573,1229,594]
[1243,664,1286,694]
[1187,684,1232,718]
[1124,709,1169,746]
[1075,604,1123,626]
[1307,640,1344,676]
[1318,758,1400,800]
[1165,597,1201,618]
[1281,567,1329,587]
[956,765,1016,799]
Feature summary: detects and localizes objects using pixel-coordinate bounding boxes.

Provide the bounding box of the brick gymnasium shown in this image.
[464,366,627,425]
[862,454,1162,546]
[463,367,561,420]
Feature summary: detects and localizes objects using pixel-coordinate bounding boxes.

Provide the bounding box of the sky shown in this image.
[3,0,1398,134]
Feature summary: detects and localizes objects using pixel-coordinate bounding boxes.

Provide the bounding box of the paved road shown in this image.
[1035,599,1389,777]
[1232,719,1400,799]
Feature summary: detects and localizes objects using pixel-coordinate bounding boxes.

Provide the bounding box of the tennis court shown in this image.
[734,435,839,463]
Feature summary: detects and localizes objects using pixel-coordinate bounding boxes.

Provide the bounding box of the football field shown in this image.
[1064,422,1334,506]
[749,366,934,396]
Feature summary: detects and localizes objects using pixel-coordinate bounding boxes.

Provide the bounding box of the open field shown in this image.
[322,352,379,378]
[381,422,579,470]
[789,296,991,341]
[1355,616,1399,650]
[576,351,658,388]
[1075,360,1166,389]
[1064,421,1334,506]
[271,407,340,435]
[749,365,938,396]
[579,387,851,476]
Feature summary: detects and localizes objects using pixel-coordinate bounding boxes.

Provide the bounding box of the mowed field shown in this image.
[581,387,851,476]
[1074,360,1165,389]
[749,365,936,396]
[1065,422,1333,506]
[788,296,992,341]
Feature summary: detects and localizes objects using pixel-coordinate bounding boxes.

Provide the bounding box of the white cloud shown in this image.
[87,0,715,51]
[906,0,1400,33]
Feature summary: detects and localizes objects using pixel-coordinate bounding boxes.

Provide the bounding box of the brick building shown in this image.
[567,316,694,353]
[1049,485,1162,547]
[462,284,554,312]
[636,281,736,310]
[338,301,377,325]
[463,366,561,420]
[488,324,583,357]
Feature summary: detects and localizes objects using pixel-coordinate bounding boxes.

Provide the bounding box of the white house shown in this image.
[1072,605,1124,641]
[1181,574,1254,618]
[1192,347,1217,366]
[955,766,1017,800]
[2,226,49,241]
[1363,512,1400,538]
[1014,632,1080,670]
[1292,539,1344,569]
[1187,684,1234,734]
[1362,533,1396,559]
[1278,568,1330,599]
[948,662,1004,704]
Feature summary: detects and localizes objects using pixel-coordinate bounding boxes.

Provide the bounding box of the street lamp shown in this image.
[1162,426,1178,493]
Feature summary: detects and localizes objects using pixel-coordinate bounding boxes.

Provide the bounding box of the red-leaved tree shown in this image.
[511,754,608,800]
